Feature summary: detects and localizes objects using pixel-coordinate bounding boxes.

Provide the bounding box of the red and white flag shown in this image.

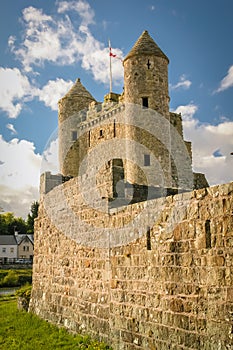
[108,40,123,93]
[109,46,122,61]
[109,47,117,58]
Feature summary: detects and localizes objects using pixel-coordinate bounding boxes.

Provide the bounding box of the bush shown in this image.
[2,270,19,286]
[0,269,32,287]
[0,270,8,284]
[16,284,32,301]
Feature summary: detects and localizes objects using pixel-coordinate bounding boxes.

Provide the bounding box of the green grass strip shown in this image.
[0,297,111,350]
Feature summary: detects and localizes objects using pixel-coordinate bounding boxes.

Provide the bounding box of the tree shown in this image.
[0,212,27,235]
[0,214,8,235]
[26,201,39,234]
[0,201,39,235]
[8,217,27,235]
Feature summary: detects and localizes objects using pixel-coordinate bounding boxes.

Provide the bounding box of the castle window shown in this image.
[142,97,148,108]
[144,154,150,166]
[113,119,116,137]
[146,227,152,250]
[205,220,211,249]
[147,59,151,69]
[99,129,103,137]
[72,131,77,141]
[88,130,91,147]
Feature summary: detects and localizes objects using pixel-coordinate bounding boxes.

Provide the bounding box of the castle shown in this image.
[42,30,208,202]
[30,31,233,349]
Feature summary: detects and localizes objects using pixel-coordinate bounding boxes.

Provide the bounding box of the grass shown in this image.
[0,295,112,350]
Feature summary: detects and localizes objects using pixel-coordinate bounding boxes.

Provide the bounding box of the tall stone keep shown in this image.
[123,30,170,118]
[122,31,172,189]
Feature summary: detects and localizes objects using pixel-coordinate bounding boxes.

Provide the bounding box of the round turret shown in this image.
[123,30,170,117]
[58,78,96,176]
[58,78,96,125]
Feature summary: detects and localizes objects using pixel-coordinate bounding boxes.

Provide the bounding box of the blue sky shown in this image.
[0,0,233,217]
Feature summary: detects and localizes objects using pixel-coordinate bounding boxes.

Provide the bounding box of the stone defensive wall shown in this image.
[30,179,233,349]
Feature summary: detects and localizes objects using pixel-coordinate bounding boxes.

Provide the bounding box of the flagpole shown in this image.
[108,39,112,93]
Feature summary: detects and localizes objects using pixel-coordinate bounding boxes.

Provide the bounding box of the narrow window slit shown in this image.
[113,119,116,137]
[147,59,151,69]
[223,198,226,211]
[88,130,91,147]
[144,154,150,166]
[146,227,151,250]
[72,131,77,141]
[205,220,211,249]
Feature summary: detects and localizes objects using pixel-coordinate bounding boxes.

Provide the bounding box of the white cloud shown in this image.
[41,137,59,175]
[0,67,75,116]
[0,132,61,218]
[1,1,123,120]
[170,75,192,90]
[216,65,233,93]
[57,0,95,26]
[0,136,41,189]
[0,135,41,218]
[9,3,123,85]
[6,123,17,135]
[0,185,39,219]
[173,103,198,121]
[10,7,64,72]
[22,6,53,23]
[173,104,233,186]
[36,78,74,110]
[0,67,32,118]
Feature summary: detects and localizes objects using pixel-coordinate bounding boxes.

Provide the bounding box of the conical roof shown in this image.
[61,78,95,101]
[124,30,169,62]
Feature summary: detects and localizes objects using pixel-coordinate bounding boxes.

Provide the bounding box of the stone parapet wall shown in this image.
[30,180,233,349]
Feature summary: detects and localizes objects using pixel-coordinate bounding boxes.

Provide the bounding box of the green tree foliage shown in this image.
[26,201,39,234]
[0,213,27,235]
[9,217,28,235]
[0,201,39,235]
[0,215,8,235]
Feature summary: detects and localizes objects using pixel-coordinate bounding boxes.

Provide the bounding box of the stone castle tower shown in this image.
[123,30,170,117]
[44,30,208,202]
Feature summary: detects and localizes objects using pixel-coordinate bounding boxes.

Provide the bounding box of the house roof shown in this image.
[15,234,34,245]
[0,235,17,245]
[124,30,169,63]
[0,234,34,245]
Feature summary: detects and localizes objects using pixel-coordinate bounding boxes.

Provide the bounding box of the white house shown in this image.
[0,235,17,263]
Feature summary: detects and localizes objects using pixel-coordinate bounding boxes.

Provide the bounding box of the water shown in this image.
[0,287,18,295]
